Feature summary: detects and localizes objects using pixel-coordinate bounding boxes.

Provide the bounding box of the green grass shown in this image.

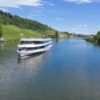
[1,25,69,40]
[2,25,44,40]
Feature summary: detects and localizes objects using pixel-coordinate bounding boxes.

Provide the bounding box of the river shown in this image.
[0,38,100,100]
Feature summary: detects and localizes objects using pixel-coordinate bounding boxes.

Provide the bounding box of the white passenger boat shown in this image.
[17,38,52,57]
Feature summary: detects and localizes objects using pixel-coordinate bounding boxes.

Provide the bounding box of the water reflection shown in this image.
[0,52,49,100]
[18,53,46,67]
[0,43,4,48]
[17,53,47,78]
[54,38,59,42]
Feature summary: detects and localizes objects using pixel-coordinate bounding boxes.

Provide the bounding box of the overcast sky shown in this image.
[0,0,100,34]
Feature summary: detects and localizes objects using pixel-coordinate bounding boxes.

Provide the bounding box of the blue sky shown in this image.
[0,0,100,34]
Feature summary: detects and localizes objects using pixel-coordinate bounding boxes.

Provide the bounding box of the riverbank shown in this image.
[85,31,100,45]
[1,25,70,41]
[85,35,95,43]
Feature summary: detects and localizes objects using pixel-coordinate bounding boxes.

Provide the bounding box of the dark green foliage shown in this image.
[94,32,100,43]
[0,25,3,37]
[55,31,59,38]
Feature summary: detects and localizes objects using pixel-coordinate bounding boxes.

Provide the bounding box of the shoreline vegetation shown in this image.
[0,10,72,41]
[0,24,71,41]
[85,31,100,45]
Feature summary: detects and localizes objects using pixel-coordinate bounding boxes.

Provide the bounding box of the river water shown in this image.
[0,38,100,100]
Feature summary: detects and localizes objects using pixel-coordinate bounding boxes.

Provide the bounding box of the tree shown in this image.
[55,31,59,38]
[0,25,3,38]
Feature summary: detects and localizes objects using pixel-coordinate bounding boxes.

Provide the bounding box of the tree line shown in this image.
[85,31,100,44]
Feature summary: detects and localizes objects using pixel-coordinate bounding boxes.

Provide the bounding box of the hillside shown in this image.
[0,10,53,32]
[1,25,44,39]
[0,10,70,39]
[0,10,56,38]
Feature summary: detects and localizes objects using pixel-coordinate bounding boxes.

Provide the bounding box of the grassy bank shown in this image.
[1,25,69,41]
[2,25,44,40]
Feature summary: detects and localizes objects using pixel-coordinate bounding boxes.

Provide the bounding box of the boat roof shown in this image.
[20,38,51,42]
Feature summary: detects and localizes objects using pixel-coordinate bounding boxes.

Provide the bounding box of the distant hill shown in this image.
[0,10,70,39]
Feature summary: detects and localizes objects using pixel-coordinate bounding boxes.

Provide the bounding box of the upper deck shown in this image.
[20,38,51,42]
[18,38,52,48]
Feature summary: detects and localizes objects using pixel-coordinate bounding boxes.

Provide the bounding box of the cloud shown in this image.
[65,24,92,34]
[64,0,100,4]
[79,24,88,27]
[49,3,55,6]
[0,7,8,12]
[43,1,55,7]
[0,0,42,8]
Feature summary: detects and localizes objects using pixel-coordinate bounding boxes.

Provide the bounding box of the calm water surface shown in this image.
[0,38,100,100]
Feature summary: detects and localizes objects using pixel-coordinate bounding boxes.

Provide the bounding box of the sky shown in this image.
[0,0,100,35]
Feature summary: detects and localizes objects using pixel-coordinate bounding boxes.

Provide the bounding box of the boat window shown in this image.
[19,48,25,51]
[20,41,44,44]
